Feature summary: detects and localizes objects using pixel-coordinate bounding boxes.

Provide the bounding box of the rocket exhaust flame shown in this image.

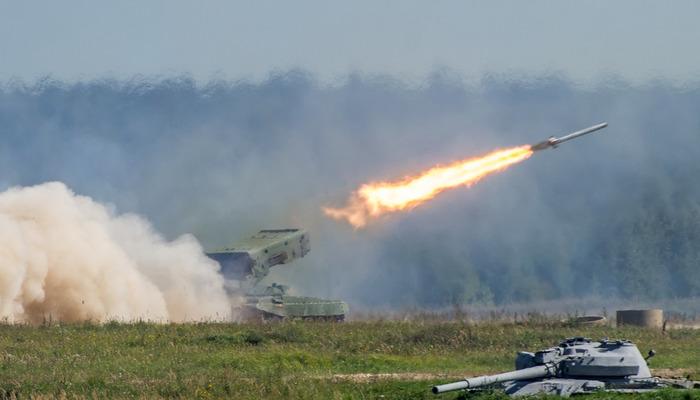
[324,123,607,228]
[323,146,533,228]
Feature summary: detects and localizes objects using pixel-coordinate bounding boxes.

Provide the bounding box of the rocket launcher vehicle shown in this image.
[207,229,348,321]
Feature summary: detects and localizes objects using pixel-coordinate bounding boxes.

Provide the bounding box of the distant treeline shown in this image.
[1,73,699,307]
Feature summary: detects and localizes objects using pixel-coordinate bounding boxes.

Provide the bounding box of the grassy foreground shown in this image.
[0,321,697,399]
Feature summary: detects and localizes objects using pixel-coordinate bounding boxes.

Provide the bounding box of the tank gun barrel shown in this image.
[432,364,555,394]
[530,122,608,151]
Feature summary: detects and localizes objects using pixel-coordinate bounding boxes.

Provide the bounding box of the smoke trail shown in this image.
[0,181,231,323]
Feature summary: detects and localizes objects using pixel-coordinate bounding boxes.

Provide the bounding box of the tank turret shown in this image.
[432,337,691,397]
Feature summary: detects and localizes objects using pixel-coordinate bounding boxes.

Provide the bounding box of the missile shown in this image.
[531,122,608,151]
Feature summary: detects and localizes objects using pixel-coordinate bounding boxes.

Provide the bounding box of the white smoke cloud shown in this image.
[0,181,231,323]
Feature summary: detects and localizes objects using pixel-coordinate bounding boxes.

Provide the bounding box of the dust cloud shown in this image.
[0,181,231,323]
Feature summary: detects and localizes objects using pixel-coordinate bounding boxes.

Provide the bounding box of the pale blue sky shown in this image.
[1,0,699,83]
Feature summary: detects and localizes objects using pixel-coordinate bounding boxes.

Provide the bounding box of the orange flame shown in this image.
[323,145,533,228]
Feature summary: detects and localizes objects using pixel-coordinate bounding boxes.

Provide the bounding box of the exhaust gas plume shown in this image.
[324,145,533,228]
[0,182,231,323]
[324,123,608,228]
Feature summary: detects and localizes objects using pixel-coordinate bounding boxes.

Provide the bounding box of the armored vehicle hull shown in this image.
[245,295,348,321]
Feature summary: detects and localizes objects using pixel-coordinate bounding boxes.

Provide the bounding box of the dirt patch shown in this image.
[330,372,469,383]
[665,322,700,330]
[653,368,694,379]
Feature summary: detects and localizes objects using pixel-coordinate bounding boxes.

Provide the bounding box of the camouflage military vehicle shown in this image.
[432,337,695,397]
[206,229,348,321]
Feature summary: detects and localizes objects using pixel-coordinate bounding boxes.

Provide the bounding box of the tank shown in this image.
[432,337,695,397]
[206,229,348,321]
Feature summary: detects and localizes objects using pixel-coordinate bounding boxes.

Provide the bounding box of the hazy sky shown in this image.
[2,0,699,84]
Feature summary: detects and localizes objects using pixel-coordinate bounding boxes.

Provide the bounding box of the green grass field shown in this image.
[0,321,697,399]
